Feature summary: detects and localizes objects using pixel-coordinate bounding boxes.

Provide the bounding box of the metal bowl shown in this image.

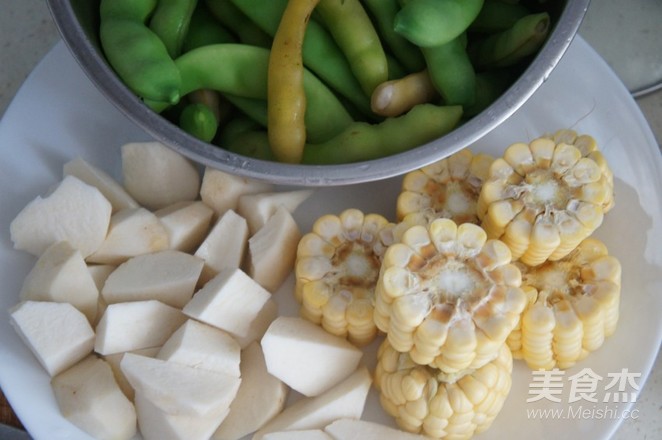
[45,0,590,186]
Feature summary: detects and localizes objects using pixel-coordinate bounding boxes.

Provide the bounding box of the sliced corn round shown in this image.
[295,208,395,346]
[397,149,495,226]
[375,218,527,373]
[477,131,614,266]
[507,237,621,370]
[375,339,513,439]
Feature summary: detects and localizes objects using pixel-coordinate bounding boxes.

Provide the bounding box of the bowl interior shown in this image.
[46,0,590,186]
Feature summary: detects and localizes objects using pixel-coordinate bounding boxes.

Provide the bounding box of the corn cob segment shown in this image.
[545,129,615,212]
[375,340,513,439]
[375,218,527,373]
[477,131,614,266]
[295,208,395,346]
[397,149,495,226]
[506,237,621,370]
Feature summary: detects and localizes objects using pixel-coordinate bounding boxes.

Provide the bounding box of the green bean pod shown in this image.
[230,0,372,116]
[189,88,230,124]
[223,95,268,126]
[469,0,531,33]
[361,0,425,72]
[302,104,463,164]
[170,44,352,143]
[468,12,551,69]
[100,0,181,104]
[218,116,262,146]
[422,36,476,107]
[204,0,272,47]
[179,103,219,142]
[226,130,275,161]
[316,0,389,96]
[99,0,156,20]
[463,70,514,117]
[228,104,462,164]
[227,0,281,34]
[394,0,484,47]
[149,0,198,57]
[181,3,236,52]
[176,44,269,98]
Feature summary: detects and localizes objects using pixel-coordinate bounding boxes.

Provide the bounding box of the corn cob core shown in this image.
[477,131,614,266]
[375,339,513,439]
[374,218,527,373]
[295,208,395,346]
[507,238,621,370]
[397,149,494,225]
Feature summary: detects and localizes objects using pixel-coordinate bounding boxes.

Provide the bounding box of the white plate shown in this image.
[1,37,661,440]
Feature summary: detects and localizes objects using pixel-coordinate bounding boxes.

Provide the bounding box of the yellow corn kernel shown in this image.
[519,219,561,266]
[294,208,394,345]
[545,129,614,213]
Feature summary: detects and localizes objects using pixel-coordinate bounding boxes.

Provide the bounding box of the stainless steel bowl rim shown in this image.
[46,0,590,186]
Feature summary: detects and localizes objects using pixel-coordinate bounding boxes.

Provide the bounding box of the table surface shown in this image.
[0,1,660,439]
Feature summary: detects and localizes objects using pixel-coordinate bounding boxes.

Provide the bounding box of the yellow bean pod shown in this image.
[268,0,320,163]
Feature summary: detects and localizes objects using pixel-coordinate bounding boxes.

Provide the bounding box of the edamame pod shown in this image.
[181,3,236,52]
[224,82,353,144]
[179,103,218,142]
[218,116,262,146]
[223,95,268,126]
[302,104,463,164]
[469,0,531,33]
[226,130,275,161]
[468,12,551,68]
[176,44,270,98]
[361,0,425,72]
[229,104,462,164]
[204,0,272,47]
[230,0,372,116]
[316,0,389,96]
[149,0,198,57]
[463,70,514,116]
[99,0,156,21]
[99,0,181,104]
[189,88,230,123]
[172,45,353,144]
[422,36,476,107]
[394,0,484,47]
